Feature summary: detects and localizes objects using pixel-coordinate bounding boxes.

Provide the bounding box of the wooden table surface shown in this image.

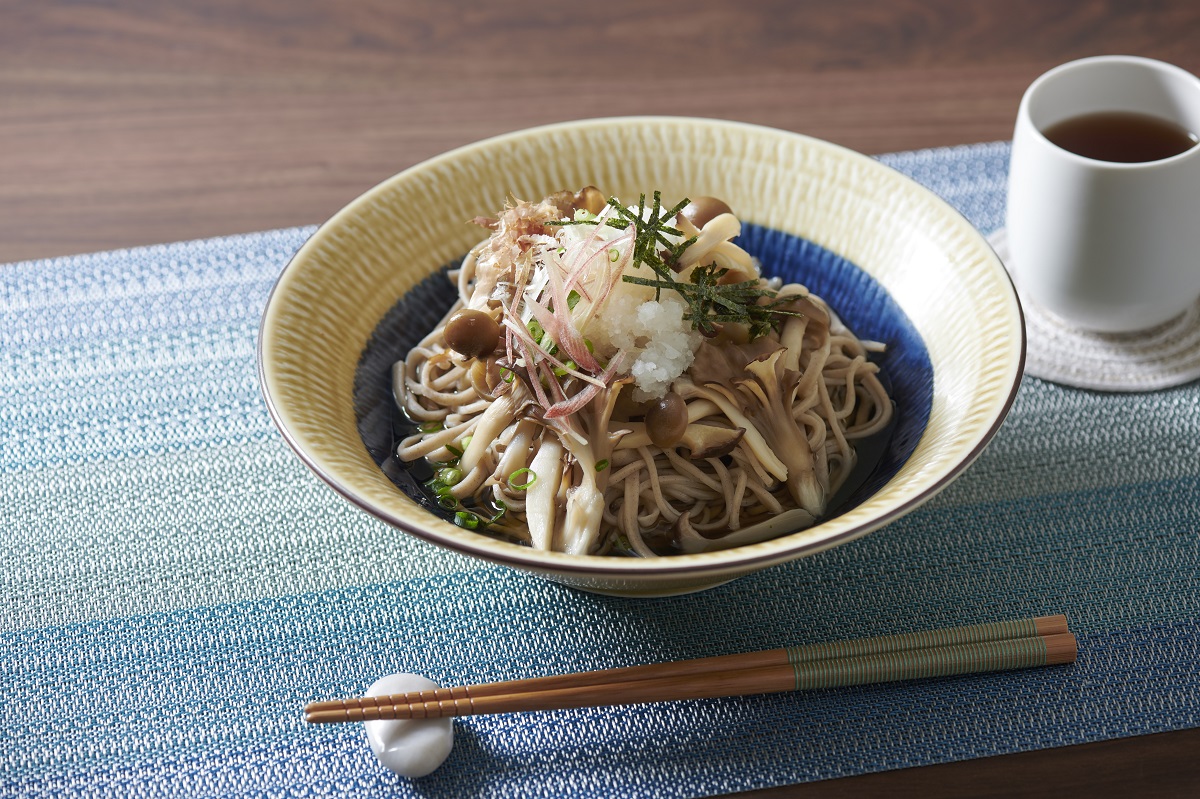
[6,1,1199,795]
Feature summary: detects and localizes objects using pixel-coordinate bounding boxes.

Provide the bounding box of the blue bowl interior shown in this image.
[354,225,934,533]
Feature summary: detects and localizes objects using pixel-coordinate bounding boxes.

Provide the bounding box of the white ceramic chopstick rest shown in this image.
[363,673,454,778]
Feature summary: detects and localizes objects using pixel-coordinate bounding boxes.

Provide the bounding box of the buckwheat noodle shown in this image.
[393,190,892,557]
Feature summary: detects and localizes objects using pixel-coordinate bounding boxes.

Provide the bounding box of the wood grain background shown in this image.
[3,0,1199,264]
[5,1,1200,795]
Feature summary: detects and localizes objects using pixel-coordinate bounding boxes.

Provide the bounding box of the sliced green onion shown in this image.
[567,290,581,310]
[418,420,444,434]
[508,468,538,490]
[454,511,480,530]
[435,467,463,485]
[460,435,473,451]
[487,499,508,524]
[500,367,515,383]
[556,246,566,256]
[434,485,458,509]
[527,319,545,341]
[445,444,463,458]
[609,248,620,262]
[594,459,609,472]
[552,360,578,378]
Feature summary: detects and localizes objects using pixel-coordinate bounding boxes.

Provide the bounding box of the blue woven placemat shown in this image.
[3,142,1199,798]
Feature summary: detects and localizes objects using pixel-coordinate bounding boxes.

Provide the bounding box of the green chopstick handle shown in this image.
[789,635,1069,691]
[784,616,1055,664]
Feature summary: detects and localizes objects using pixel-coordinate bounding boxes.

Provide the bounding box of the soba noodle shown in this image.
[393,189,893,556]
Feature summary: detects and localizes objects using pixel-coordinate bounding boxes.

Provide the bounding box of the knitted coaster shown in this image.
[989,228,1200,391]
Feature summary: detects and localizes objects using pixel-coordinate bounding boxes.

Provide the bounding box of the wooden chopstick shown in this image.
[307,615,1067,715]
[307,633,1077,722]
[305,614,1072,724]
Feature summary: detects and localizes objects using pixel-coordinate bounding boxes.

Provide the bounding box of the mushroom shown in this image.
[679,424,744,459]
[644,391,687,448]
[679,196,734,229]
[444,308,500,360]
[610,395,745,459]
[612,419,744,459]
[676,212,741,270]
[773,285,831,374]
[458,380,532,476]
[687,336,782,388]
[523,435,564,551]
[709,349,827,516]
[573,186,607,215]
[544,378,634,555]
[544,186,607,218]
[673,377,789,481]
[466,358,505,401]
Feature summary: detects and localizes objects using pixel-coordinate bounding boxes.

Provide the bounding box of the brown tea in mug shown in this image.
[1042,110,1199,163]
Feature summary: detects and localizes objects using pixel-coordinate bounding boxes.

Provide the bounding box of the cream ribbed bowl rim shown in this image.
[258,116,1025,583]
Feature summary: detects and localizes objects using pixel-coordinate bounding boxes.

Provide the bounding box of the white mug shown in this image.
[1007,55,1200,332]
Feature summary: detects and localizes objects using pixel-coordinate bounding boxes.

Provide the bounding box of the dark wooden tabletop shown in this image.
[6,1,1199,795]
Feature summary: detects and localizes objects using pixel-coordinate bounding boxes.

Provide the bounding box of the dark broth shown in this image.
[1042,110,1198,163]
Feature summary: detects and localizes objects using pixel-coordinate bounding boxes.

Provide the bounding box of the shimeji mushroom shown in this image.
[546,378,633,555]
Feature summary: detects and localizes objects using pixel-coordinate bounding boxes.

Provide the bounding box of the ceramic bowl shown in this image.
[257,117,1024,596]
